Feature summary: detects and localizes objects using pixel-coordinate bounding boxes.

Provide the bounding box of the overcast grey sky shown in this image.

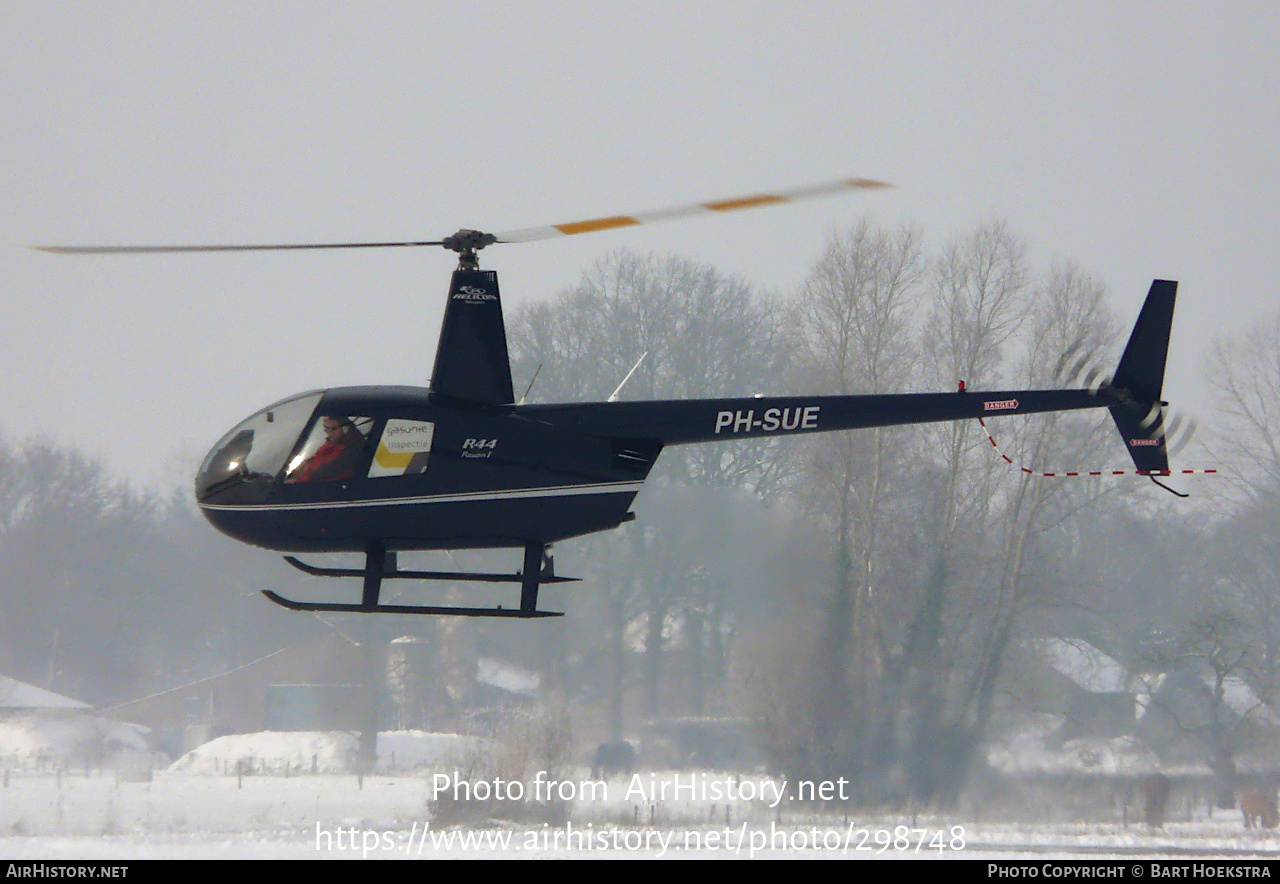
[2,2,1276,492]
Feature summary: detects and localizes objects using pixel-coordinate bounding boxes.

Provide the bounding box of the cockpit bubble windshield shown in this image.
[195,392,323,503]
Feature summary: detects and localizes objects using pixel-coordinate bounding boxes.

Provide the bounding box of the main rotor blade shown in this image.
[493,177,892,244]
[34,240,444,255]
[36,177,892,255]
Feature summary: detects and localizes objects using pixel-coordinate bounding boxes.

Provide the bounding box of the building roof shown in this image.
[1030,639,1280,728]
[0,676,91,711]
[476,657,539,696]
[1219,675,1280,727]
[1030,638,1131,694]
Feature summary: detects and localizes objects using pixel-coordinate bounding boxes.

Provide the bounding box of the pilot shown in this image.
[287,416,365,483]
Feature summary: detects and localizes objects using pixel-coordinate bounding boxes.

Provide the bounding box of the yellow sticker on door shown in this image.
[369,419,435,477]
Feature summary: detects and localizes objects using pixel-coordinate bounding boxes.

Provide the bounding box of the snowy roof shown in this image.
[476,657,539,696]
[989,731,1162,776]
[170,730,495,776]
[0,676,91,711]
[1029,639,1131,694]
[1217,676,1280,727]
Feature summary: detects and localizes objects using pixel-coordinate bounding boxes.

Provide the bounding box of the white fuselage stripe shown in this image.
[199,481,645,512]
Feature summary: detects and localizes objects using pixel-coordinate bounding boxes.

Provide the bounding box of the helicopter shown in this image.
[39,180,1182,619]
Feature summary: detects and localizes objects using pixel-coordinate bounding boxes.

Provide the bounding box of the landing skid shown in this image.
[261,590,562,618]
[262,541,572,618]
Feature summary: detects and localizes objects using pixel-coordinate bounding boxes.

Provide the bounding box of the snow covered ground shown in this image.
[0,768,1278,859]
[0,723,1277,858]
[0,715,159,773]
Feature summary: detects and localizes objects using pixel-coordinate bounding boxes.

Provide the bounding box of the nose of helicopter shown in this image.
[194,391,323,506]
[196,501,266,548]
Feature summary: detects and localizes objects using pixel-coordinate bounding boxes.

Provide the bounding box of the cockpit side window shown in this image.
[282,415,375,484]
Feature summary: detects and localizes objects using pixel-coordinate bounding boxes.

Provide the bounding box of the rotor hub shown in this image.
[440,229,497,254]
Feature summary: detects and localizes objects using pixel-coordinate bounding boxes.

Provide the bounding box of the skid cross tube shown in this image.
[281,555,579,584]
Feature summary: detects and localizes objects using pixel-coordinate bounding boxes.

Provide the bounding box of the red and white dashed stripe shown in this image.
[976,417,1218,478]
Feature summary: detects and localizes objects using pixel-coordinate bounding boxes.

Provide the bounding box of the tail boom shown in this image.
[521,388,1113,445]
[520,280,1181,476]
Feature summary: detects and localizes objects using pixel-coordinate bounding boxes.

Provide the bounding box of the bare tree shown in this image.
[793,256,1121,802]
[1196,307,1280,731]
[1213,499,1280,702]
[789,220,924,779]
[0,432,326,708]
[959,264,1121,738]
[919,221,1030,549]
[1143,611,1271,806]
[507,250,785,730]
[897,221,1031,799]
[1205,310,1280,497]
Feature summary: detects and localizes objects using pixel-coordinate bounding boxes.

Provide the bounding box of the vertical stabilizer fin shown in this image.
[1108,279,1178,473]
[1112,279,1177,404]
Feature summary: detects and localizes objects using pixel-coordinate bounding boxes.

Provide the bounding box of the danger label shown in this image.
[983,399,1019,412]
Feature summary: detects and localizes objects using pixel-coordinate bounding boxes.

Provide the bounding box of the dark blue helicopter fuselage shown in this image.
[196,385,657,553]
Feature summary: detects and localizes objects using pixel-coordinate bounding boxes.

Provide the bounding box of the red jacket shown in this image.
[293,433,363,483]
